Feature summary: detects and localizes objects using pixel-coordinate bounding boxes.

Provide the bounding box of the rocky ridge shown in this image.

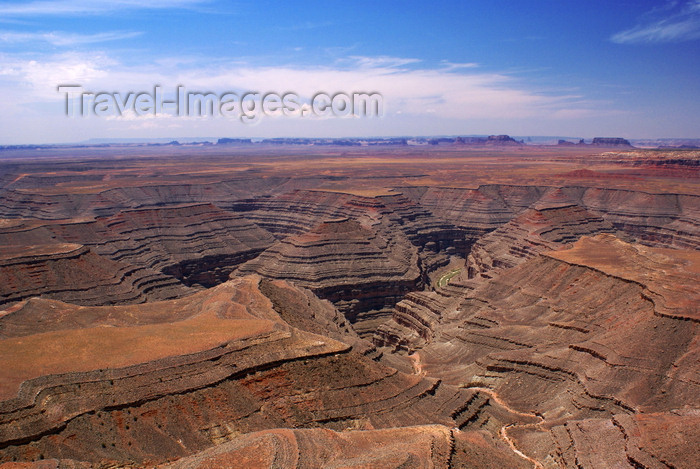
[0,204,275,306]
[400,185,700,250]
[0,276,535,466]
[164,424,531,469]
[374,204,619,352]
[376,234,699,467]
[465,204,618,279]
[236,218,422,335]
[0,243,189,307]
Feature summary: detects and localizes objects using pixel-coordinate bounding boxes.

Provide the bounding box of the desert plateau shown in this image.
[0,142,697,468]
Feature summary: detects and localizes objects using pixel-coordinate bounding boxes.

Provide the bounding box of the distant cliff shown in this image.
[558,137,633,147]
[591,137,632,146]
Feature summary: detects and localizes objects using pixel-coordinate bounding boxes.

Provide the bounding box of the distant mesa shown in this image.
[591,137,632,146]
[557,139,584,146]
[11,135,700,152]
[216,138,253,145]
[558,137,633,147]
[633,138,700,149]
[427,135,522,146]
[485,134,522,145]
[658,144,700,149]
[212,135,523,147]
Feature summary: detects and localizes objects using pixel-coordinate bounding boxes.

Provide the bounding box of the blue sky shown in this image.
[0,0,699,144]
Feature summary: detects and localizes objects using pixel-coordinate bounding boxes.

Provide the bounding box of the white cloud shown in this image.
[439,61,480,71]
[0,0,209,16]
[0,52,115,99]
[343,56,422,70]
[611,0,700,44]
[0,30,143,46]
[0,51,618,143]
[1,53,603,118]
[106,109,181,122]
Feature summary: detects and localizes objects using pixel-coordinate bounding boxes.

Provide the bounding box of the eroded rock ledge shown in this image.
[0,276,533,466]
[375,234,699,467]
[236,217,427,336]
[164,424,531,469]
[0,244,190,308]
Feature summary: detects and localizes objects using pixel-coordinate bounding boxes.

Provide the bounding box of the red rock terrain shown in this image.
[0,276,536,467]
[163,425,530,469]
[236,217,422,335]
[0,203,275,306]
[377,234,699,467]
[0,242,190,307]
[0,145,697,467]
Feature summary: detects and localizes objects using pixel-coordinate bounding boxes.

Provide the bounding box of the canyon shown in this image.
[0,144,697,468]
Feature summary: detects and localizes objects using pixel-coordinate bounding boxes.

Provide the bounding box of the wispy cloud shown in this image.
[0,30,143,46]
[611,0,700,44]
[342,56,422,70]
[0,52,114,101]
[0,50,608,121]
[277,21,335,32]
[0,49,630,143]
[0,0,210,16]
[439,61,480,71]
